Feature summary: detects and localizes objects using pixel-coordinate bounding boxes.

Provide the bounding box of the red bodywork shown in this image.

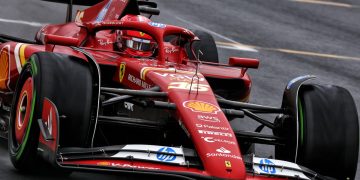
[0,0,283,179]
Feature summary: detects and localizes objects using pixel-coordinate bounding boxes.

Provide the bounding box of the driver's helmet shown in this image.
[116,15,157,57]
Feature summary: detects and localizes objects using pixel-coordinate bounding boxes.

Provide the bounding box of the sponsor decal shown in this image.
[225,161,232,168]
[96,0,113,22]
[252,157,310,179]
[119,63,126,82]
[139,32,145,37]
[97,161,111,166]
[0,45,10,90]
[201,137,236,145]
[259,159,276,174]
[197,115,220,122]
[112,145,185,164]
[124,102,134,111]
[198,130,232,137]
[196,124,229,131]
[128,74,151,89]
[153,72,205,82]
[165,47,179,54]
[75,10,84,23]
[206,153,242,160]
[168,82,210,92]
[216,147,231,154]
[183,100,221,114]
[98,39,113,46]
[148,22,166,28]
[94,21,124,27]
[140,67,195,80]
[156,147,176,162]
[110,163,160,170]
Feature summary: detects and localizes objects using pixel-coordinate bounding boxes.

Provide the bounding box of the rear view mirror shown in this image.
[44,34,79,47]
[228,57,259,69]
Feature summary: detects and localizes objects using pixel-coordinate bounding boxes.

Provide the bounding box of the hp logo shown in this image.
[259,159,276,174]
[156,147,176,162]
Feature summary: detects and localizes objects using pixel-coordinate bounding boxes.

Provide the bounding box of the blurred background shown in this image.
[0,0,359,179]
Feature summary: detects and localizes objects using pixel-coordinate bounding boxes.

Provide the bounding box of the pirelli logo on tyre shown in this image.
[183,100,221,114]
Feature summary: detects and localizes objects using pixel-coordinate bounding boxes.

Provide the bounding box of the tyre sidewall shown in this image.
[9,56,41,170]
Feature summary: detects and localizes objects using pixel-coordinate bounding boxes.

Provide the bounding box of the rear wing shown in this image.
[40,0,159,22]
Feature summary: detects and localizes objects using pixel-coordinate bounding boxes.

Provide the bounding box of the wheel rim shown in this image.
[15,77,33,145]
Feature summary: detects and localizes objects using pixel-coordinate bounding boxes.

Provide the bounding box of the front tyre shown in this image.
[276,84,359,179]
[9,52,94,172]
[297,84,359,180]
[9,57,40,171]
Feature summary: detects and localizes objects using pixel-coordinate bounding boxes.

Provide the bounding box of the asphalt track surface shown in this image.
[0,0,360,179]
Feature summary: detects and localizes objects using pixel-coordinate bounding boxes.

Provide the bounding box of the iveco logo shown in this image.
[156,147,176,162]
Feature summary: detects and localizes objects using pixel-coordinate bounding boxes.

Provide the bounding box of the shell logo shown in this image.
[183,100,221,114]
[97,161,111,166]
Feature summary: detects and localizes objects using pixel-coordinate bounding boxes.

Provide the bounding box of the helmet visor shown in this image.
[125,37,156,52]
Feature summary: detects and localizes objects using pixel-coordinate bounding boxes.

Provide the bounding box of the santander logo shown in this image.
[216,147,231,154]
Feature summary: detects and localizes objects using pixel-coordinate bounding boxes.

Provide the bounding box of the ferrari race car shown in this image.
[0,0,358,179]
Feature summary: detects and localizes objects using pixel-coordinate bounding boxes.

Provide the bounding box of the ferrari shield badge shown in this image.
[119,63,126,82]
[225,161,232,168]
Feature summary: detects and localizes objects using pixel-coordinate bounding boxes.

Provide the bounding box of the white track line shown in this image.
[0,18,45,27]
[290,0,355,8]
[216,45,255,52]
[175,16,258,52]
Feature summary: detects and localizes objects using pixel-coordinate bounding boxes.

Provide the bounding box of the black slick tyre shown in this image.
[9,52,94,171]
[297,84,358,180]
[187,29,219,63]
[276,84,359,179]
[9,56,40,171]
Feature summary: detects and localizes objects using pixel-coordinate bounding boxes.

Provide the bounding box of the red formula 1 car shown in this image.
[0,0,358,179]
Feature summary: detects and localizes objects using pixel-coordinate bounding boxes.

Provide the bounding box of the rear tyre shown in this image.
[187,29,219,63]
[9,52,94,171]
[276,84,359,179]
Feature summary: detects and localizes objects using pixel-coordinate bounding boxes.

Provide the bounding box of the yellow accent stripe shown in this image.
[275,48,360,61]
[216,41,360,62]
[140,67,196,80]
[19,44,28,66]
